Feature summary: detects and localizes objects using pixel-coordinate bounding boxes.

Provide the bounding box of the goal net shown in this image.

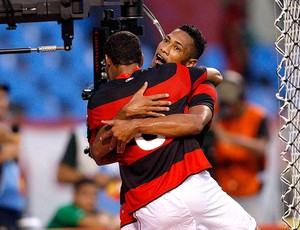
[275,0,300,229]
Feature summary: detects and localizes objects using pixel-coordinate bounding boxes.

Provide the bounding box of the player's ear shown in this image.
[185,58,198,67]
[105,55,112,67]
[139,54,144,67]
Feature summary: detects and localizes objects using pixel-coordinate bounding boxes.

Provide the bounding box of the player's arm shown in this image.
[206,67,223,86]
[89,82,170,164]
[102,82,217,153]
[102,104,212,153]
[89,125,118,165]
[93,74,218,155]
[115,82,171,120]
[115,68,220,120]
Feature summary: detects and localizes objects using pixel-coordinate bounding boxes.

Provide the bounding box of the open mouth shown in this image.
[155,54,166,65]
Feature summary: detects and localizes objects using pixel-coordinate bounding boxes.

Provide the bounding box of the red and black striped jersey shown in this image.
[87,63,217,221]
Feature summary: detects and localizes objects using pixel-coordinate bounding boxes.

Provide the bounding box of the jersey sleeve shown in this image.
[188,81,217,114]
[87,110,100,146]
[87,94,105,145]
[188,66,207,90]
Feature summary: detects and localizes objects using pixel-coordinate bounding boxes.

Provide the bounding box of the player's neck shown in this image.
[116,63,140,76]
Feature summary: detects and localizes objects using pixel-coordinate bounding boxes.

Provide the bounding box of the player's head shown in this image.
[151,24,207,67]
[105,31,143,79]
[73,178,98,213]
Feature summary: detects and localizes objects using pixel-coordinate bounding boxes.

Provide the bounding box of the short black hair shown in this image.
[74,178,97,191]
[105,31,143,65]
[178,24,207,59]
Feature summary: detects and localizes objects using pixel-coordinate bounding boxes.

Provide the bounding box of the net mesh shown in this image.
[275,0,300,229]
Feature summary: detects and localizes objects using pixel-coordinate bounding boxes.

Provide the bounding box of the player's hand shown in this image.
[115,82,171,119]
[101,119,138,153]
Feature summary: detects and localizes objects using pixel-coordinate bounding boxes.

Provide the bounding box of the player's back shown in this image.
[88,63,205,122]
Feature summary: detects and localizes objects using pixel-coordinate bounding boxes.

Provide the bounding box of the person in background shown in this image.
[0,83,25,230]
[47,178,119,229]
[57,123,121,216]
[208,70,269,223]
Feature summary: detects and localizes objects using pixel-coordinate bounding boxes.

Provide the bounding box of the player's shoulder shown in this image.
[140,63,178,77]
[188,65,207,73]
[187,65,206,79]
[140,63,206,77]
[158,63,207,76]
[150,63,178,71]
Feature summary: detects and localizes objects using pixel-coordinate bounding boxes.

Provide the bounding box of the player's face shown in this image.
[151,29,196,67]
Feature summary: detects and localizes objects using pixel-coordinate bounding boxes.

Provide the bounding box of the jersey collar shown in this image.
[116,67,141,80]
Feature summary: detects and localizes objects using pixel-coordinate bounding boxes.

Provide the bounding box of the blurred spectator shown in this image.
[56,123,121,216]
[206,70,269,222]
[0,84,25,230]
[47,178,119,229]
